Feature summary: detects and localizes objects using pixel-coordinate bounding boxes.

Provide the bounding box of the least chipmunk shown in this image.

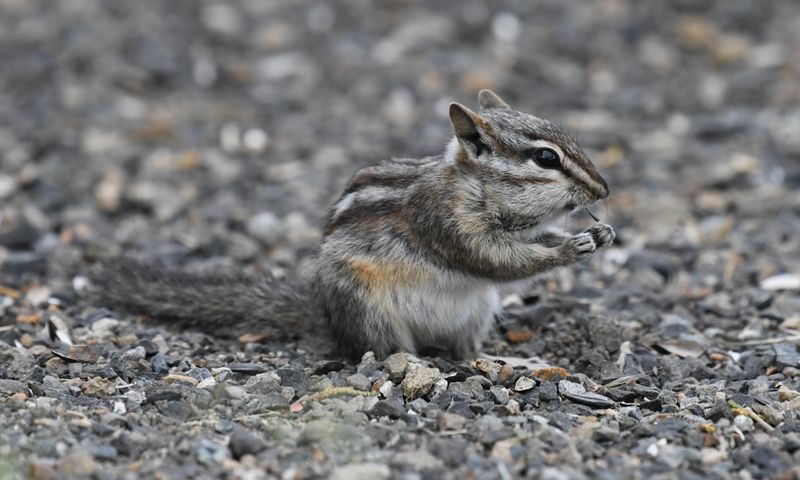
[93,90,615,360]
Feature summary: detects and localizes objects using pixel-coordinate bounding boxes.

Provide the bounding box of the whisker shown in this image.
[585,207,599,222]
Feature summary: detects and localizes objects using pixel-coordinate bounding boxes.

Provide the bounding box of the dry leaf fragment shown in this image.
[532,367,570,382]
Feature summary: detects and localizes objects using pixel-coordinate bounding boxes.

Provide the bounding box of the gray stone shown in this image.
[368,399,405,419]
[151,354,169,374]
[122,346,146,361]
[437,411,466,431]
[538,382,558,401]
[0,379,30,396]
[331,463,391,480]
[277,368,309,396]
[159,400,194,421]
[187,367,212,381]
[228,428,268,459]
[195,438,228,464]
[357,351,381,377]
[489,385,510,404]
[391,450,445,471]
[557,380,586,396]
[244,372,281,394]
[89,445,118,462]
[564,391,615,409]
[774,343,799,368]
[346,373,373,391]
[224,385,249,402]
[382,352,410,382]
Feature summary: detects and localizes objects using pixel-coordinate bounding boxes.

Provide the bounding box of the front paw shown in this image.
[584,223,615,248]
[563,232,596,261]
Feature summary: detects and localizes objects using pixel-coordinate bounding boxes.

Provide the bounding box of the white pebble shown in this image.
[243,128,269,153]
[492,12,521,43]
[91,317,120,336]
[72,275,89,293]
[734,415,754,433]
[25,286,51,306]
[0,174,16,199]
[759,273,800,291]
[379,380,394,398]
[197,377,217,390]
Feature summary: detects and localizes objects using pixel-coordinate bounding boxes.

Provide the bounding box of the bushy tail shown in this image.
[89,259,326,344]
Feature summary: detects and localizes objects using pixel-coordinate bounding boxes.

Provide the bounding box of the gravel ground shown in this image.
[2,1,800,479]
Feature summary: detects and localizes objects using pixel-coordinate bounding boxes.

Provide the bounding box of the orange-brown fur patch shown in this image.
[349,257,428,292]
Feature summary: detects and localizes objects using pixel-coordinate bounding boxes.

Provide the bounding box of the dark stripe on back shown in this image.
[324,198,404,235]
[343,169,422,195]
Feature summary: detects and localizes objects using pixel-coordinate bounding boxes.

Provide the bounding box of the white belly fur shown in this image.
[381,271,501,351]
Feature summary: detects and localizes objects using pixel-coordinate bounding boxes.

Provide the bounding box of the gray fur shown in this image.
[90,259,332,353]
[92,90,614,361]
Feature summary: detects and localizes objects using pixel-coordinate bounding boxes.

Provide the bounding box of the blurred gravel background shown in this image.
[1,0,800,479]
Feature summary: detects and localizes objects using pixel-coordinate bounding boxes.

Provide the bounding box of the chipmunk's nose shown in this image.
[597,176,610,199]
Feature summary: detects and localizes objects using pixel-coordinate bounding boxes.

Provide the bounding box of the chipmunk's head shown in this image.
[447,90,609,230]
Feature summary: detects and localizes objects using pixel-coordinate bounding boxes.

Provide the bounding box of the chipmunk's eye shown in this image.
[533,148,561,169]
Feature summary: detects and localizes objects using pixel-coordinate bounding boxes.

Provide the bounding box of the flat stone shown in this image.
[557,380,586,396]
[563,391,615,409]
[391,450,445,471]
[331,463,391,480]
[0,379,30,396]
[346,373,372,391]
[228,363,267,375]
[244,372,281,393]
[760,274,800,291]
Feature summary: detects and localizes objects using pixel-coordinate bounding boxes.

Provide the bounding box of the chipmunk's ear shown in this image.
[478,89,511,111]
[449,102,491,158]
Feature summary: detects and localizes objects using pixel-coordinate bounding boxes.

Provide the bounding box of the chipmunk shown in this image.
[92,90,615,360]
